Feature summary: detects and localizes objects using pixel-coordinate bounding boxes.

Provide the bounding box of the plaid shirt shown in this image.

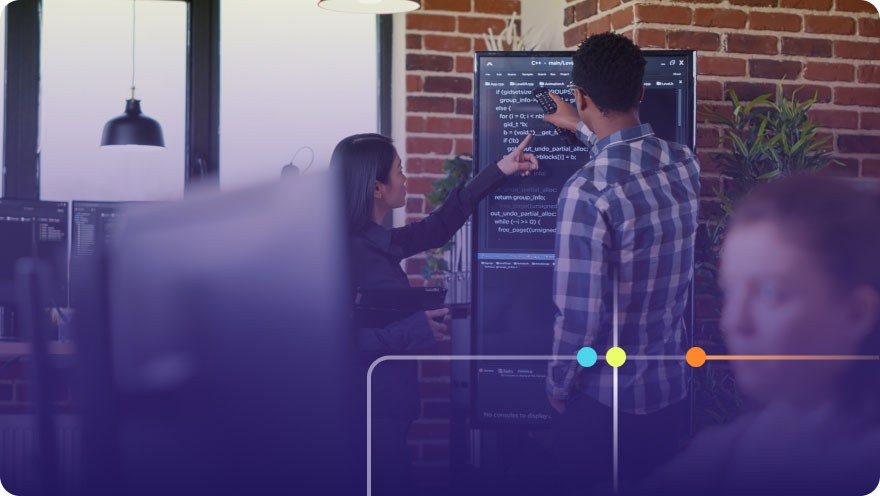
[547,122,700,414]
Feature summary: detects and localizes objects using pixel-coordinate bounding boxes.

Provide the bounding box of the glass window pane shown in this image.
[40,0,186,202]
[0,9,6,195]
[220,1,378,189]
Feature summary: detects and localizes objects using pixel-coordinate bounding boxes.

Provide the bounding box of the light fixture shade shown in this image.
[101,99,165,147]
[318,0,421,14]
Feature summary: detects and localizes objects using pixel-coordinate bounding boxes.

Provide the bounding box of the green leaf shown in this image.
[781,129,791,155]
[728,89,741,110]
[748,118,769,156]
[805,135,831,153]
[789,134,809,155]
[757,169,782,180]
[726,132,749,156]
[742,93,771,116]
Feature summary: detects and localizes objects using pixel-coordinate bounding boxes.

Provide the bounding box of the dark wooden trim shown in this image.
[377,15,393,228]
[185,0,221,191]
[2,0,41,200]
[377,15,392,138]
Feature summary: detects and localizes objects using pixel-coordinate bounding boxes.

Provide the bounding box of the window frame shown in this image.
[2,0,391,199]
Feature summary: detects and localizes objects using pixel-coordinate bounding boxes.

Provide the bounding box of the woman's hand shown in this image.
[425,308,451,342]
[542,90,581,132]
[497,133,540,177]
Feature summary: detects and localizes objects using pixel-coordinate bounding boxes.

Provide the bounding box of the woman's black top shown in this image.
[349,163,506,420]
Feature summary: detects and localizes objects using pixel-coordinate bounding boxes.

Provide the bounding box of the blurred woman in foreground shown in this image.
[639,176,880,495]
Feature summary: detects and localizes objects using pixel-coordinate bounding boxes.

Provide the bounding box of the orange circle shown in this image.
[686,347,707,368]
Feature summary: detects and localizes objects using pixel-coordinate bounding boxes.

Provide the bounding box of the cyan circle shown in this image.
[577,347,598,367]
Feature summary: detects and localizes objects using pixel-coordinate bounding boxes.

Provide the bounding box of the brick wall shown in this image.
[402,0,523,475]
[561,0,880,187]
[403,0,522,286]
[0,360,27,413]
[0,357,73,414]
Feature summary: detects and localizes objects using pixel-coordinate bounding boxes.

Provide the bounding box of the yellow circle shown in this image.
[605,347,627,368]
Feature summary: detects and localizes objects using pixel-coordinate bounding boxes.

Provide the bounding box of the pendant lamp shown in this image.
[317,0,421,14]
[101,0,164,147]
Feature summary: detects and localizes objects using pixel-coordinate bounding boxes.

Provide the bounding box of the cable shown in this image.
[291,146,315,174]
[131,0,137,99]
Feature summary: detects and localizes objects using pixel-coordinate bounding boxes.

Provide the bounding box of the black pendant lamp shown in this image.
[317,0,421,14]
[101,0,164,147]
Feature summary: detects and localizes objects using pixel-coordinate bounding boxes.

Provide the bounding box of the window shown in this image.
[220,1,378,189]
[0,10,6,195]
[40,0,187,202]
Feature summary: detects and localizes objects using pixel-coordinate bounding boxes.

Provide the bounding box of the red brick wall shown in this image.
[0,360,28,413]
[561,0,880,185]
[402,0,522,475]
[563,0,638,45]
[403,0,522,286]
[0,357,73,414]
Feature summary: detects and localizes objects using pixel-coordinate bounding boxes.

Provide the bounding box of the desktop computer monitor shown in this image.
[472,51,696,425]
[0,199,69,339]
[69,201,154,308]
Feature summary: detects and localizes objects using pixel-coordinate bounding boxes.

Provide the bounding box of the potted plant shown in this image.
[693,83,842,427]
[421,154,473,287]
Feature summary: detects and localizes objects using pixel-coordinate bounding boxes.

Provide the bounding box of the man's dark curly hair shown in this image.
[571,32,645,115]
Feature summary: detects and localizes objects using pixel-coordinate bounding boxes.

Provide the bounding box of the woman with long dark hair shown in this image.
[331,133,538,495]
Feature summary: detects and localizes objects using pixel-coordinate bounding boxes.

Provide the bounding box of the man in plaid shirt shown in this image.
[542,33,700,493]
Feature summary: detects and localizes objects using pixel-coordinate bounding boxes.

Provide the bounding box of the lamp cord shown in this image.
[131,0,136,100]
[291,146,315,174]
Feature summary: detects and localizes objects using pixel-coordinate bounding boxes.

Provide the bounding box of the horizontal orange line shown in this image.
[706,355,880,361]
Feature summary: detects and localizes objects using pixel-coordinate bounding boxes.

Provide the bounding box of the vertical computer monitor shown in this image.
[472,51,696,425]
[0,199,69,338]
[69,201,153,307]
[72,201,142,258]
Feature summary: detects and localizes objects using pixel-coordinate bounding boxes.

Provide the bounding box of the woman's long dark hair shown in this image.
[731,176,880,421]
[329,134,397,233]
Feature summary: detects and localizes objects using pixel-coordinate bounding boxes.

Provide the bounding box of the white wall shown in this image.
[521,0,567,51]
[220,1,378,189]
[40,0,187,202]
